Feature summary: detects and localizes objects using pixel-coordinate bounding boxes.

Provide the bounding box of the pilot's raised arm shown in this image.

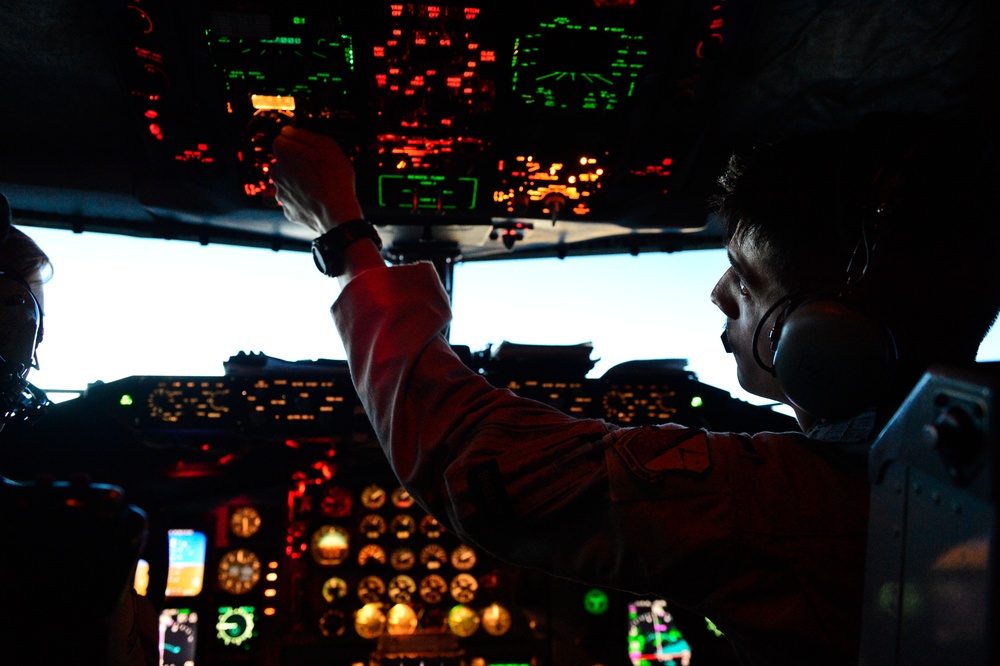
[271,115,999,666]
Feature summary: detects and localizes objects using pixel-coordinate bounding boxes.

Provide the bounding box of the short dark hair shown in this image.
[713,112,1000,367]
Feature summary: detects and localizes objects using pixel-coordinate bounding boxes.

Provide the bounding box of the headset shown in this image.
[0,193,50,428]
[749,169,901,422]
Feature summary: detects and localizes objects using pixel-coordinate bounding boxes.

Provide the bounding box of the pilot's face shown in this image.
[710,229,787,404]
[0,270,43,375]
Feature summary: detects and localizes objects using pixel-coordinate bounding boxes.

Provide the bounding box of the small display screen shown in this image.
[627,598,692,666]
[159,608,198,666]
[166,529,207,597]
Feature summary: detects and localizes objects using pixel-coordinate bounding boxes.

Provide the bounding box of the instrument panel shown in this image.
[0,0,755,259]
[1,349,793,665]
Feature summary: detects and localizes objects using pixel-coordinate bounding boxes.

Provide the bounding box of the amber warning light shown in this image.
[251,95,296,111]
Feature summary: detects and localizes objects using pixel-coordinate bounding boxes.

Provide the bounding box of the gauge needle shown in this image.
[218,622,238,631]
[165,644,181,654]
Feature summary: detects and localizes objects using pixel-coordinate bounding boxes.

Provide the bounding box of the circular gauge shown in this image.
[161,618,196,666]
[447,604,480,637]
[216,607,255,646]
[450,544,477,571]
[355,602,387,639]
[419,574,448,603]
[359,514,387,539]
[319,609,346,637]
[310,525,350,566]
[389,547,416,571]
[388,575,417,604]
[420,515,444,538]
[321,487,353,518]
[387,603,418,636]
[360,484,387,510]
[217,549,261,595]
[229,506,262,538]
[357,575,386,603]
[481,603,513,636]
[450,573,478,603]
[389,514,416,539]
[357,543,387,566]
[420,544,448,570]
[391,486,415,509]
[321,577,348,603]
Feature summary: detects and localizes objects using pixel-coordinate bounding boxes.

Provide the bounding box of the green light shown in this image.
[120,394,133,406]
[583,588,609,615]
[706,616,724,637]
[691,396,703,408]
[292,16,306,25]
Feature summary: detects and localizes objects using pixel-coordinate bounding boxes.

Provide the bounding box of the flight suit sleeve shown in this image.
[331,262,732,595]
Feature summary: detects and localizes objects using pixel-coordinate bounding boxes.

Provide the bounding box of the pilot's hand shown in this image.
[270,127,363,236]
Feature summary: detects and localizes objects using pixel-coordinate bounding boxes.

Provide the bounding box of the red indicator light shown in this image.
[662,158,673,165]
[412,76,425,86]
[387,40,398,47]
[446,77,461,87]
[439,38,451,46]
[480,50,496,62]
[710,19,723,29]
[389,68,401,75]
[464,7,480,19]
[198,144,208,151]
[415,37,427,45]
[374,46,385,57]
[144,109,158,119]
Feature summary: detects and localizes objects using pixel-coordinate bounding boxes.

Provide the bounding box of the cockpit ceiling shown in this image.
[0,0,993,261]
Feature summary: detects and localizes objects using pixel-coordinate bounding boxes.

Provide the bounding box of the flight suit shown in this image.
[332,262,869,665]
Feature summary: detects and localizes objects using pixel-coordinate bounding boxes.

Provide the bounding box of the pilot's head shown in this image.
[0,193,51,427]
[711,112,1000,422]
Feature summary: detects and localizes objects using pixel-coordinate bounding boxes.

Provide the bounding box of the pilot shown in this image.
[270,113,999,665]
[0,193,158,665]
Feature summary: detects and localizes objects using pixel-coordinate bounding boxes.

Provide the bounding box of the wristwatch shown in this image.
[311,219,382,277]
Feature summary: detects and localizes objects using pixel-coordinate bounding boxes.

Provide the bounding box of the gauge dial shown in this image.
[310,525,350,566]
[160,614,196,666]
[359,514,387,539]
[355,602,387,639]
[450,573,478,603]
[358,543,387,566]
[216,606,255,646]
[387,603,418,636]
[391,486,415,509]
[321,486,353,518]
[447,604,480,637]
[319,609,346,637]
[450,544,477,571]
[360,484,387,510]
[419,574,448,604]
[357,575,386,603]
[481,603,513,636]
[388,575,417,604]
[420,515,444,538]
[389,514,416,539]
[389,547,416,571]
[321,577,348,603]
[229,506,261,538]
[217,549,261,595]
[420,544,448,570]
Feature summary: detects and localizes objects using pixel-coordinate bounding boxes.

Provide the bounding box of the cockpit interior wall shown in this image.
[0,0,993,260]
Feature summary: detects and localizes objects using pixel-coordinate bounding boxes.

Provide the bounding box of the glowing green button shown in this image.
[583,588,609,616]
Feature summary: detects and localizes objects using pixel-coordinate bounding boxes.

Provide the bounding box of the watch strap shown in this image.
[311,219,382,277]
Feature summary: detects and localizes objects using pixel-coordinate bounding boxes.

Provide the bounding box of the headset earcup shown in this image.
[773,299,896,420]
